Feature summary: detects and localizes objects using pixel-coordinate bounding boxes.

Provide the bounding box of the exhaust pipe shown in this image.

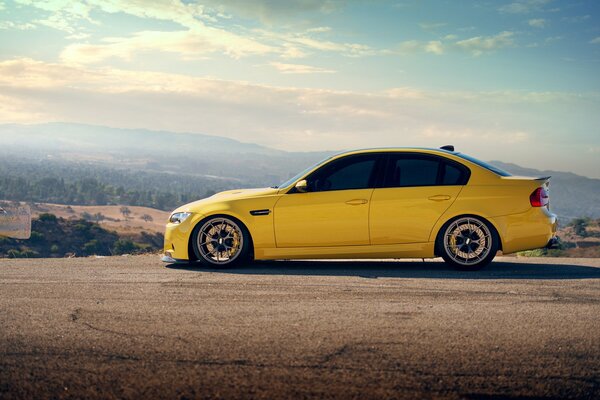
[546,236,560,249]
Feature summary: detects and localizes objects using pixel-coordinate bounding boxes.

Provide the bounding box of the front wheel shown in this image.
[437,216,499,271]
[191,216,252,268]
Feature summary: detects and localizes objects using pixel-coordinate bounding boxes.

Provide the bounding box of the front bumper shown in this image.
[162,212,204,261]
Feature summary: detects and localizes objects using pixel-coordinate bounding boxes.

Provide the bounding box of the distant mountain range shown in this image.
[1,122,598,220]
[0,122,279,156]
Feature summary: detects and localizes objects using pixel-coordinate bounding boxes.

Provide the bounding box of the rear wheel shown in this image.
[191,216,252,268]
[437,216,498,271]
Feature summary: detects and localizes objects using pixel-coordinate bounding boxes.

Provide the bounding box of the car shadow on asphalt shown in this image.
[165,259,600,280]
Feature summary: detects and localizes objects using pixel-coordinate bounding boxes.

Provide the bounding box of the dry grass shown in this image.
[27,203,169,234]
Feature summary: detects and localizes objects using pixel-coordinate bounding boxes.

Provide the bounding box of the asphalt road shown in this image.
[1,255,600,399]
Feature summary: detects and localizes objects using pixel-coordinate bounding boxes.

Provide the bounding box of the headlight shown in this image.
[169,212,191,224]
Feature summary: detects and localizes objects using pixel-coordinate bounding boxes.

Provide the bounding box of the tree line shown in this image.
[0,157,243,210]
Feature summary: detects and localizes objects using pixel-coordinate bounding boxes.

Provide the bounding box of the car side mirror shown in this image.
[295,179,308,193]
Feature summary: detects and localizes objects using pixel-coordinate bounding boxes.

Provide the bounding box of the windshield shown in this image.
[272,155,332,189]
[455,153,512,177]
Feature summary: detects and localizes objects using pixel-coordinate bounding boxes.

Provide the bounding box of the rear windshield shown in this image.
[454,153,512,177]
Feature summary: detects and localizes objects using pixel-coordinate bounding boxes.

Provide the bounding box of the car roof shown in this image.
[330,147,458,158]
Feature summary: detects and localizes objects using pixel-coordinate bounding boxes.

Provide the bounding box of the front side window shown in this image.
[306,154,379,192]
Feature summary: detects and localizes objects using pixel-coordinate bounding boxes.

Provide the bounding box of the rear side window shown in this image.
[383,154,469,188]
[442,163,464,185]
[389,158,439,187]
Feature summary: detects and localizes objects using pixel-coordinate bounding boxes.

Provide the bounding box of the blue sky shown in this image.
[0,0,599,177]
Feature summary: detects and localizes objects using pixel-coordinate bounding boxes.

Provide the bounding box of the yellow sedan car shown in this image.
[162,146,558,270]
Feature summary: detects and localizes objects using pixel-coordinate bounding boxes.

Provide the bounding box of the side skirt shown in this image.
[254,242,435,260]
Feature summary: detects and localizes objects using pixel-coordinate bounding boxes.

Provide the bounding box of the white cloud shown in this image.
[14,0,375,62]
[306,26,332,33]
[544,36,562,43]
[498,0,552,14]
[61,29,275,64]
[397,33,516,57]
[590,37,600,45]
[425,40,444,55]
[562,15,590,23]
[0,58,598,176]
[252,28,375,58]
[397,40,421,54]
[422,126,529,144]
[270,62,335,74]
[397,40,444,55]
[65,32,90,40]
[0,21,36,30]
[199,0,346,23]
[455,31,515,56]
[418,22,447,31]
[528,18,546,28]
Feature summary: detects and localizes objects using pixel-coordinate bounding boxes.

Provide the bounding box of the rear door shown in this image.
[369,153,468,244]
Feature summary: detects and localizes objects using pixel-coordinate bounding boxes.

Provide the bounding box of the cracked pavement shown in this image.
[1,255,600,399]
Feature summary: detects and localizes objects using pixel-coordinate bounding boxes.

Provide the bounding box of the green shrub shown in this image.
[517,249,547,257]
[83,240,99,255]
[7,248,38,258]
[29,231,44,243]
[38,213,57,222]
[7,249,20,258]
[112,239,138,255]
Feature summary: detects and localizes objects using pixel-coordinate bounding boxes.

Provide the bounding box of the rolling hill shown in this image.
[1,122,598,220]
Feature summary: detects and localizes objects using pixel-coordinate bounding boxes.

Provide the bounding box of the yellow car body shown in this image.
[163,148,557,268]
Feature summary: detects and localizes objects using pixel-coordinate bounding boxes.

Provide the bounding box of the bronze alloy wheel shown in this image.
[193,217,249,266]
[439,216,498,270]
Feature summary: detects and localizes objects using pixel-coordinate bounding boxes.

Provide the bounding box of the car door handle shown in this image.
[428,195,451,201]
[345,199,368,205]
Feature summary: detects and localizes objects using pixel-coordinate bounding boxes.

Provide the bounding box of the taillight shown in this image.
[530,187,549,207]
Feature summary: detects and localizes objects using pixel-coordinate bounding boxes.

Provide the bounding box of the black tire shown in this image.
[436,215,499,271]
[191,215,253,268]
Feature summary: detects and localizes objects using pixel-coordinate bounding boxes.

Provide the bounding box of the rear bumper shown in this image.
[490,207,557,254]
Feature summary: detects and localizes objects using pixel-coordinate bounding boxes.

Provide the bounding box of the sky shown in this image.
[0,0,599,177]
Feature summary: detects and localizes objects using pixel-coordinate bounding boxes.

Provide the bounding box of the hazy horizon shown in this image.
[0,0,599,178]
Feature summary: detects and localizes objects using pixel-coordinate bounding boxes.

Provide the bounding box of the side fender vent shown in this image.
[250,209,271,216]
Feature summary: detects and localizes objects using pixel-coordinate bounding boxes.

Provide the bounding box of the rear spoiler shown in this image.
[535,176,551,181]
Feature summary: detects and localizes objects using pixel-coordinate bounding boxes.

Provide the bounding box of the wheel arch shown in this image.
[433,213,503,256]
[187,212,255,262]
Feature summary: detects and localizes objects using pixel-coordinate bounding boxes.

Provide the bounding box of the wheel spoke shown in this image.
[443,217,492,266]
[197,218,244,265]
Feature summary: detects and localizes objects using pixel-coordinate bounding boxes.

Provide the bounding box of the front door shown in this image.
[274,153,381,247]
